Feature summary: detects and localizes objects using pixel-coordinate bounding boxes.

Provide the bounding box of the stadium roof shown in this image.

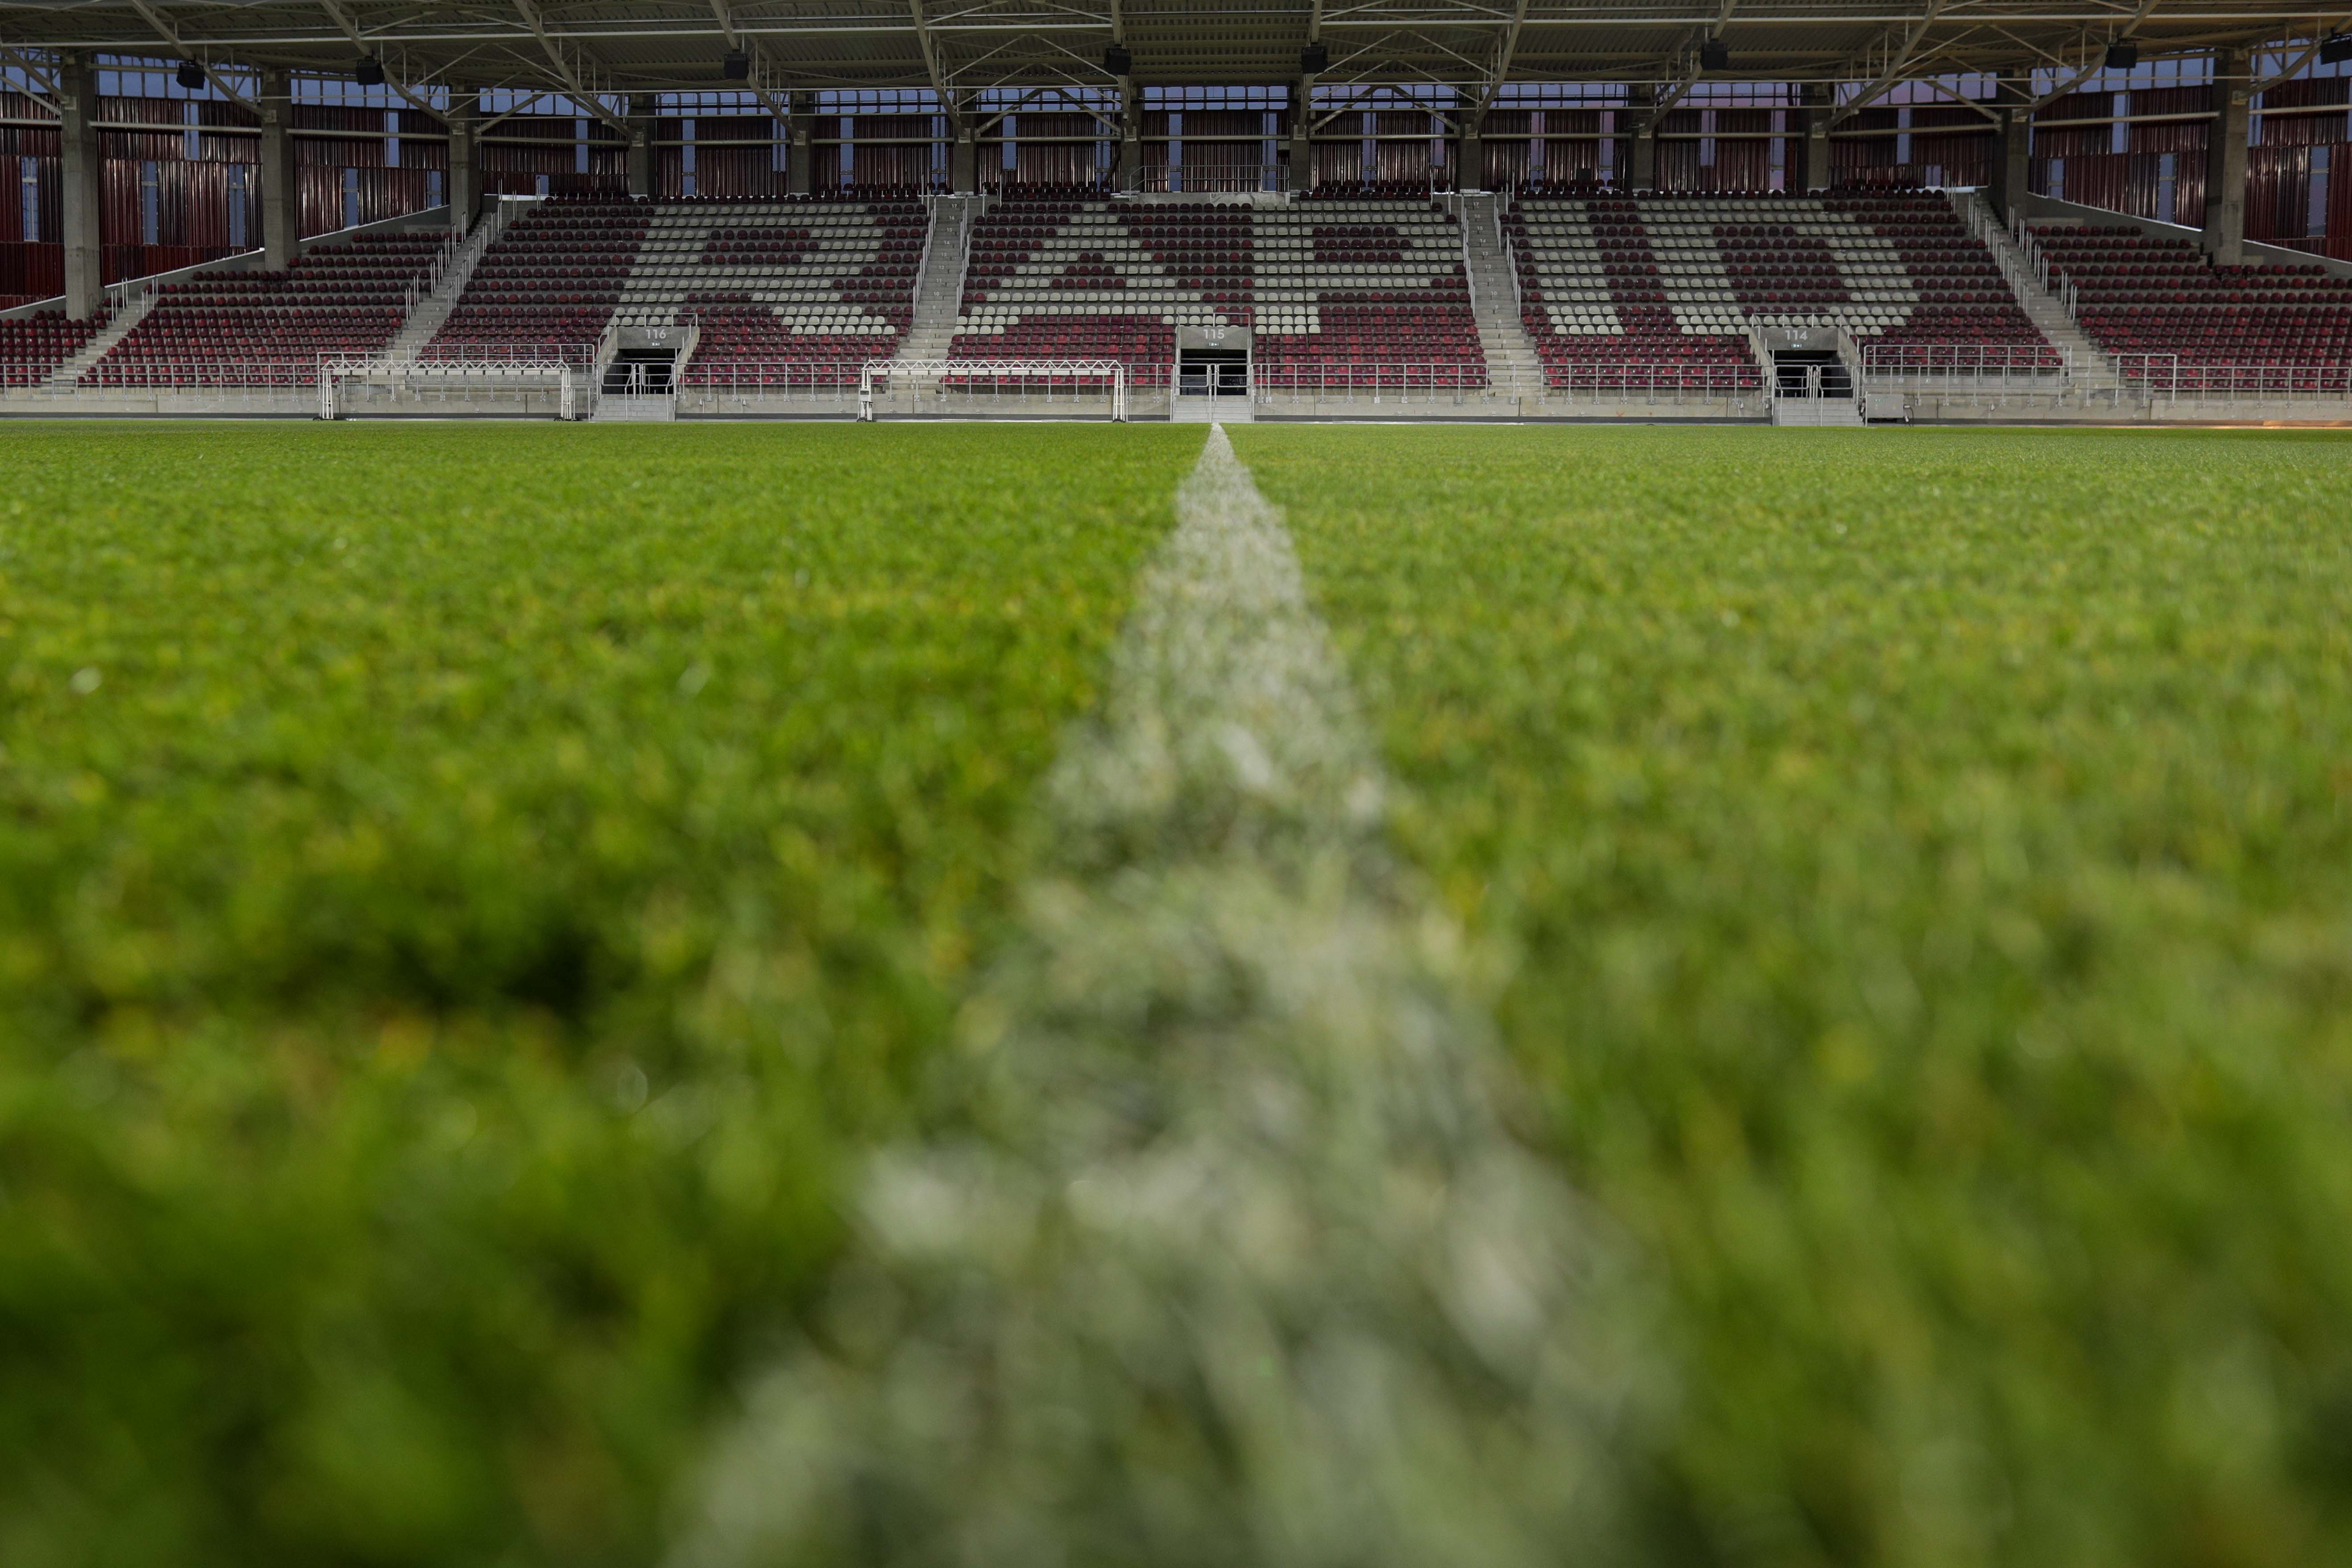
[0,0,2336,116]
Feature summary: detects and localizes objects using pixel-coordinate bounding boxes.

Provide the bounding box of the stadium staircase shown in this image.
[895,195,977,364]
[1964,192,2118,392]
[44,294,147,386]
[1456,192,1544,391]
[387,208,506,358]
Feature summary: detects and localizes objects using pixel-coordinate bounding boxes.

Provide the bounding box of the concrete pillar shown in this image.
[1800,83,1833,192]
[951,111,978,194]
[627,94,655,197]
[1989,74,2031,223]
[1627,87,1657,191]
[259,68,298,268]
[788,92,813,195]
[2203,49,2250,266]
[1460,100,1485,192]
[57,53,102,318]
[447,91,479,233]
[1289,79,1315,191]
[1117,78,1141,192]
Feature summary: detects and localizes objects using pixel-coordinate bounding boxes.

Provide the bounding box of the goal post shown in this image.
[318,347,595,421]
[858,359,1129,422]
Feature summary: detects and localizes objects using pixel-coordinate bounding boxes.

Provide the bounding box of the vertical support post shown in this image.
[951,94,977,194]
[1990,74,2030,223]
[447,91,479,233]
[788,92,813,195]
[1289,78,1315,192]
[58,53,102,319]
[1801,83,1833,192]
[1460,94,1485,192]
[260,68,298,269]
[2204,48,2250,267]
[627,94,655,197]
[1627,86,1657,191]
[1118,78,1141,192]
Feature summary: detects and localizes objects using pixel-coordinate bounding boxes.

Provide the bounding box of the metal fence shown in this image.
[1861,343,2073,379]
[2115,355,2352,404]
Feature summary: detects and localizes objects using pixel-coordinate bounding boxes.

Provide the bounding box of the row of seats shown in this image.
[613,199,927,381]
[0,307,107,384]
[87,233,442,385]
[2033,225,2352,368]
[429,201,651,352]
[1506,191,2055,386]
[426,196,929,376]
[949,195,1489,388]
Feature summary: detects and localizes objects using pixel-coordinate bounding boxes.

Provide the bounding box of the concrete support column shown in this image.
[1459,100,1485,192]
[447,91,480,233]
[2203,49,2250,266]
[1118,78,1141,191]
[1989,74,2031,223]
[57,53,102,319]
[1289,80,1315,191]
[788,92,813,195]
[627,94,655,198]
[951,105,978,194]
[1626,87,1657,191]
[259,68,298,270]
[1800,83,1833,192]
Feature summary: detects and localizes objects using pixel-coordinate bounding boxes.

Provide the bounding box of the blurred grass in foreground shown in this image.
[0,421,1198,1568]
[1236,425,2352,1568]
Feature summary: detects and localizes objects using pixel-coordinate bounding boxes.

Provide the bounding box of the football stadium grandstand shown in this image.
[9,8,2352,1568]
[6,4,2352,421]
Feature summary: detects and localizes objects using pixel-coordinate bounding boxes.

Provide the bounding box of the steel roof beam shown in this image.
[509,0,629,131]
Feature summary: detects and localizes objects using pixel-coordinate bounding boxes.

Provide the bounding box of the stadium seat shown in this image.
[2029,223,2352,375]
[1503,186,2057,388]
[85,232,445,386]
[947,182,1489,391]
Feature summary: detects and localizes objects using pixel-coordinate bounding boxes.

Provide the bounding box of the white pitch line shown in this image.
[672,426,1658,1568]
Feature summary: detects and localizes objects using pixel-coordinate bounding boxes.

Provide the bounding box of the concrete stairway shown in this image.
[1964,191,2118,391]
[47,291,155,386]
[894,195,976,364]
[387,214,498,358]
[1456,192,1545,392]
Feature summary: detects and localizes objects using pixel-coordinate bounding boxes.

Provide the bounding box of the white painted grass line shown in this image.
[672,426,1659,1568]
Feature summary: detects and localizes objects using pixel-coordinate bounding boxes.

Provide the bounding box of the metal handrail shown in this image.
[1861,343,2073,377]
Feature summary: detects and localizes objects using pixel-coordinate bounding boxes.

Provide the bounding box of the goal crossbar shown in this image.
[318,349,591,420]
[858,359,1129,421]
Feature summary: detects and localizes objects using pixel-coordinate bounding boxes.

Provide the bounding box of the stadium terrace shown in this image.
[3,4,2352,424]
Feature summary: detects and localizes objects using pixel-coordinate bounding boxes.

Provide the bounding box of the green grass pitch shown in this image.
[4,421,2350,1567]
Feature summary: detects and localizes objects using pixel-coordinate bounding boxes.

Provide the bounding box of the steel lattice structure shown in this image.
[0,1,2344,121]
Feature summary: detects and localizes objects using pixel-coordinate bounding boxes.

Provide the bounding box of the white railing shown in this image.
[1252,362,1493,402]
[58,359,320,390]
[859,358,1131,421]
[2115,356,2352,403]
[1862,343,2072,379]
[685,361,866,395]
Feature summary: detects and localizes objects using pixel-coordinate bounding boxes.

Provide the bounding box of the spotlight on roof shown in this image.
[1699,39,1730,70]
[354,57,386,87]
[722,49,752,80]
[1104,43,1133,75]
[2103,41,2139,69]
[176,60,206,91]
[1302,43,1330,74]
[2322,32,2352,65]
